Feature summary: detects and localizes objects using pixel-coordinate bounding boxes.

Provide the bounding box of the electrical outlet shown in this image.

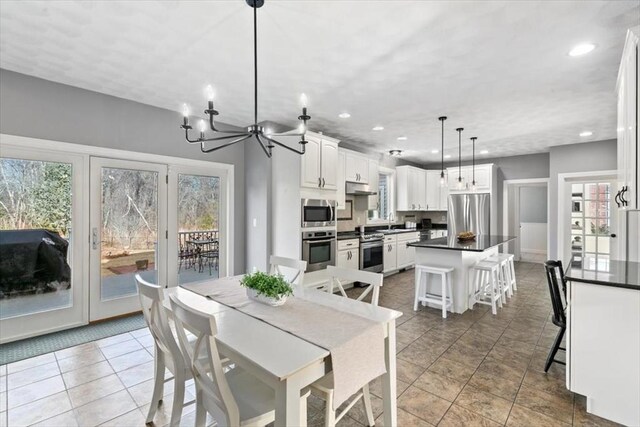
[441,214,446,222]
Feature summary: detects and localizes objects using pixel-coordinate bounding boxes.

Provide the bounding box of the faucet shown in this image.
[388,212,394,230]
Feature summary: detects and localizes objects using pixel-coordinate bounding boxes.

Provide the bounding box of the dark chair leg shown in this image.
[544,327,566,372]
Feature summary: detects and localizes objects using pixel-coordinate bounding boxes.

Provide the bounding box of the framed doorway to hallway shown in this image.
[503,178,550,262]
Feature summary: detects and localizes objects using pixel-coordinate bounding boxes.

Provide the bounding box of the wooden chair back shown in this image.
[326,266,383,306]
[169,294,240,426]
[544,260,567,328]
[269,255,307,286]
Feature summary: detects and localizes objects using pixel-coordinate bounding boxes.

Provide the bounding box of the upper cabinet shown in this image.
[447,164,494,193]
[336,151,346,210]
[397,166,426,210]
[345,151,369,183]
[300,133,339,190]
[426,170,448,211]
[617,27,639,210]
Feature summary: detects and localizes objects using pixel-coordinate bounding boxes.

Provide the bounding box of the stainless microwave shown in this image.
[301,199,336,228]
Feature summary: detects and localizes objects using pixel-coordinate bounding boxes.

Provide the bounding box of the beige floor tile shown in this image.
[440,342,487,369]
[57,348,106,373]
[7,375,65,410]
[439,404,502,427]
[475,357,527,384]
[514,385,574,424]
[107,348,153,372]
[467,369,521,401]
[95,333,134,348]
[6,353,56,375]
[374,408,433,427]
[7,361,60,391]
[506,403,571,427]
[98,408,145,427]
[427,357,476,383]
[30,410,78,427]
[55,342,99,361]
[413,371,464,402]
[74,389,137,427]
[62,360,115,389]
[100,338,144,359]
[367,376,410,400]
[395,359,426,384]
[454,385,513,424]
[397,386,451,425]
[397,342,441,369]
[67,373,125,408]
[7,391,71,427]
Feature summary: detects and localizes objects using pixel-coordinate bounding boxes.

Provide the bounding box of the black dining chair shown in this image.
[543,260,567,372]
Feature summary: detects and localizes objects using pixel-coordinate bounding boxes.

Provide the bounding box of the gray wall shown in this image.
[548,139,617,258]
[520,186,548,223]
[0,69,246,273]
[424,152,551,236]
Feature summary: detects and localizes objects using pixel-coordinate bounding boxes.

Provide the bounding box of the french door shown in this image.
[0,147,86,343]
[89,158,167,321]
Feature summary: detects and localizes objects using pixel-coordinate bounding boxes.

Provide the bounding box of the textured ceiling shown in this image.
[1,0,638,163]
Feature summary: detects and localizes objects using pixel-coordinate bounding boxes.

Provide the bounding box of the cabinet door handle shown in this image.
[322,178,325,187]
[620,186,628,207]
[318,177,322,187]
[615,190,621,207]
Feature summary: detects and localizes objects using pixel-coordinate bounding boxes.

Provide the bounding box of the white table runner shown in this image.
[181,275,386,409]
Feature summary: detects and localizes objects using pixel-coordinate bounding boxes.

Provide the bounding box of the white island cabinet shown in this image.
[565,262,640,426]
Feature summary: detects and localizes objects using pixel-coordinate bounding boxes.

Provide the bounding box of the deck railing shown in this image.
[178,230,219,249]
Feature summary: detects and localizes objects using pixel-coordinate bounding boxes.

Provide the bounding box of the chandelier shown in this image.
[180,0,310,158]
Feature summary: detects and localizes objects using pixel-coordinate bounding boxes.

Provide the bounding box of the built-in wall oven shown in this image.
[301,230,336,272]
[301,199,336,228]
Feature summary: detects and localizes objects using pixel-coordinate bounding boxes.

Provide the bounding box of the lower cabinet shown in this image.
[383,240,397,273]
[337,238,359,284]
[397,241,416,269]
[383,232,419,273]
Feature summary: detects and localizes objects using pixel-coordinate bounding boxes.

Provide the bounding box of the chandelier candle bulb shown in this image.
[182,104,190,126]
[300,93,308,108]
[198,120,206,139]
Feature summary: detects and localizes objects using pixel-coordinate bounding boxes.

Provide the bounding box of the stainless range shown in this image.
[359,232,384,273]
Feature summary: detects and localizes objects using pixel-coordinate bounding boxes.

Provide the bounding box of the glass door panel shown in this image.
[90,158,166,321]
[0,149,85,343]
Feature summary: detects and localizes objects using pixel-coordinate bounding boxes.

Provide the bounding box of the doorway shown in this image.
[503,179,550,261]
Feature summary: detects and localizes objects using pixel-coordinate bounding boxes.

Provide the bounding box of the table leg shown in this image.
[382,319,397,427]
[274,377,305,427]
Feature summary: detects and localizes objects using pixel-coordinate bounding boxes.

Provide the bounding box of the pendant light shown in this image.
[456,127,464,190]
[438,116,447,186]
[470,137,477,191]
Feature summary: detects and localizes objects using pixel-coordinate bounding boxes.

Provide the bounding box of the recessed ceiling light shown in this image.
[397,136,407,141]
[372,126,384,131]
[338,112,351,119]
[431,149,439,154]
[579,131,593,137]
[444,154,452,159]
[389,150,403,157]
[480,150,489,154]
[569,43,595,57]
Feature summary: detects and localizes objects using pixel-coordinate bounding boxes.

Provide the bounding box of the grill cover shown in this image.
[0,229,71,296]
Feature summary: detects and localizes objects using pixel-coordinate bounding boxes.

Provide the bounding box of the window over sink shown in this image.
[368,168,395,224]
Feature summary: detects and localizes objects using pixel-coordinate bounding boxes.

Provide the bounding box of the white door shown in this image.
[0,147,87,342]
[168,164,228,287]
[300,137,321,189]
[320,140,338,190]
[89,158,167,321]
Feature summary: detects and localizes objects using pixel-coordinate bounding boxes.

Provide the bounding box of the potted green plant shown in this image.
[240,271,293,306]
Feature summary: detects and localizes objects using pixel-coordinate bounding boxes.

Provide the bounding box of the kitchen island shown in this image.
[407,235,516,313]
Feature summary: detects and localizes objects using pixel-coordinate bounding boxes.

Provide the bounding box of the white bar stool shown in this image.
[487,253,517,299]
[414,265,454,318]
[469,260,503,315]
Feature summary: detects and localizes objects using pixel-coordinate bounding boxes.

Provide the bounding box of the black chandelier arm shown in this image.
[262,134,306,155]
[185,129,249,144]
[200,134,253,153]
[207,114,246,134]
[254,134,273,158]
[184,129,202,144]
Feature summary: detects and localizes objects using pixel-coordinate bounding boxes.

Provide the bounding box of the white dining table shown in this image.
[164,282,401,427]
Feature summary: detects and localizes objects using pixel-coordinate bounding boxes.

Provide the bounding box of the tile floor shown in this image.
[0,262,621,427]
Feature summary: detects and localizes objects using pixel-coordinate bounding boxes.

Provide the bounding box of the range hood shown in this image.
[345,182,377,196]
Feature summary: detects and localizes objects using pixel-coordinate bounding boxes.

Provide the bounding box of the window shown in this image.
[570,182,612,270]
[368,168,395,224]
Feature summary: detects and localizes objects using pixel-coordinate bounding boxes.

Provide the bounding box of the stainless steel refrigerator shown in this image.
[448,193,491,236]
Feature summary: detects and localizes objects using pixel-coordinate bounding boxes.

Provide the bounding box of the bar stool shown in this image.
[469,260,503,315]
[414,265,454,318]
[488,253,517,298]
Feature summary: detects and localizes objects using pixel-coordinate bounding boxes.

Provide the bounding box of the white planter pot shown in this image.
[246,288,287,306]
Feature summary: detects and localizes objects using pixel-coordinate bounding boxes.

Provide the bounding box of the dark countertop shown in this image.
[378,229,420,235]
[566,260,640,291]
[337,228,421,240]
[407,235,517,252]
[337,232,360,241]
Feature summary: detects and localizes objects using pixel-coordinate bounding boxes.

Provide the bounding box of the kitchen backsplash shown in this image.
[337,196,447,232]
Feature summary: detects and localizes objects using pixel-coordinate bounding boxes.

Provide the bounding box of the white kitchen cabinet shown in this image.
[397,166,427,211]
[368,159,379,210]
[345,151,369,183]
[426,170,448,211]
[300,132,339,190]
[447,164,494,193]
[336,151,346,210]
[383,239,397,273]
[397,232,419,269]
[337,239,359,283]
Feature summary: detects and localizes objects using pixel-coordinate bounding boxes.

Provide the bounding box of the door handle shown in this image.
[614,190,621,208]
[92,227,98,250]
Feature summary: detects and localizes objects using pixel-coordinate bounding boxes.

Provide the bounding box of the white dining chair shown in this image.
[136,274,194,427]
[169,293,310,427]
[311,265,384,427]
[269,255,307,286]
